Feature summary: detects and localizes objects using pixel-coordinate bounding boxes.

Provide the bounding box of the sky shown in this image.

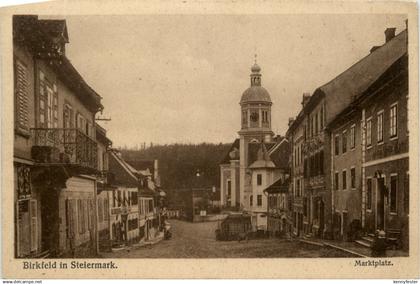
[55,14,406,147]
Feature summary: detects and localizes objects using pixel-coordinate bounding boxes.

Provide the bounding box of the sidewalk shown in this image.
[299,237,409,258]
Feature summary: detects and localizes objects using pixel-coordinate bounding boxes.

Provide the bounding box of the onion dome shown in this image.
[240,62,272,104]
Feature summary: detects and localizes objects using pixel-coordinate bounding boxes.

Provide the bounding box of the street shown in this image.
[101,220,353,258]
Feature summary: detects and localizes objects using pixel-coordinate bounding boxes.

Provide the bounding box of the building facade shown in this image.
[287,27,407,241]
[265,178,290,237]
[219,62,290,232]
[14,16,103,257]
[361,52,409,250]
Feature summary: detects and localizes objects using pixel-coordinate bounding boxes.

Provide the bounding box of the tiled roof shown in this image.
[288,29,407,133]
[264,178,290,194]
[220,139,240,164]
[317,30,407,102]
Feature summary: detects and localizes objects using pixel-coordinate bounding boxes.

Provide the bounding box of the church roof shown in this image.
[247,142,276,166]
[220,139,240,164]
[240,61,272,104]
[249,142,276,169]
[240,86,272,104]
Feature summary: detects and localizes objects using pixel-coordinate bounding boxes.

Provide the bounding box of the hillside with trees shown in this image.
[119,143,231,190]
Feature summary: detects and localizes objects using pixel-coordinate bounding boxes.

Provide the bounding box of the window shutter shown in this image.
[38,72,47,128]
[29,200,38,252]
[98,198,103,223]
[15,60,29,132]
[53,84,58,128]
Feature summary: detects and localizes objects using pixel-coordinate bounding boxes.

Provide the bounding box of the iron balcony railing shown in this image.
[31,128,98,170]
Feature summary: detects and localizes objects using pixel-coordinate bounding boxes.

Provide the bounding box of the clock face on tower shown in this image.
[250,111,259,122]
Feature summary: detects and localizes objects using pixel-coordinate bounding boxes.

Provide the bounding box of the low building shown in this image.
[264,178,290,237]
[108,150,142,247]
[246,138,290,231]
[127,160,163,240]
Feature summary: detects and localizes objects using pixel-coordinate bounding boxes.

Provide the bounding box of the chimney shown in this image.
[288,117,295,127]
[385,27,396,43]
[301,93,311,108]
[154,159,159,182]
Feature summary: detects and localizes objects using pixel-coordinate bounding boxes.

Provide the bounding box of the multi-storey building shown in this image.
[14,16,103,257]
[96,123,113,251]
[327,98,363,241]
[325,28,408,249]
[288,27,407,240]
[360,35,408,250]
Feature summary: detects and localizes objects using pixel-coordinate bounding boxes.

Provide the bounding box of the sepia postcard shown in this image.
[0,0,419,279]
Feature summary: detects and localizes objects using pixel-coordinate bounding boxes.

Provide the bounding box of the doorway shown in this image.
[41,188,59,255]
[376,177,385,230]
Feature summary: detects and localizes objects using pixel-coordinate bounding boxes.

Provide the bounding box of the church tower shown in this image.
[238,58,274,210]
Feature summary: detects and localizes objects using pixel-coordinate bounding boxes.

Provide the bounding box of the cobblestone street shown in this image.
[101,220,353,258]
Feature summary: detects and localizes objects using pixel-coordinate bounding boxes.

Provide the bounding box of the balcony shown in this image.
[31,128,98,171]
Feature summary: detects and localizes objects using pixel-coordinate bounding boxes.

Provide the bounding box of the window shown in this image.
[342,170,347,190]
[242,110,247,125]
[103,199,109,221]
[148,199,154,212]
[38,72,58,128]
[98,198,103,222]
[350,125,355,149]
[15,59,29,133]
[63,104,74,129]
[250,195,253,206]
[296,179,301,197]
[390,104,398,138]
[404,172,409,214]
[342,130,347,153]
[335,135,340,155]
[351,168,356,189]
[262,110,269,123]
[132,192,138,205]
[77,113,86,132]
[335,172,339,190]
[390,175,398,214]
[77,199,85,234]
[366,118,372,147]
[257,174,262,185]
[377,111,384,143]
[315,112,319,134]
[319,150,324,175]
[227,180,231,196]
[65,199,76,238]
[117,191,121,207]
[367,178,372,210]
[257,195,262,206]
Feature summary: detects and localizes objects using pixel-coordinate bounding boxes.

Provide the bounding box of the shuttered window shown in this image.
[98,198,103,222]
[38,71,58,128]
[66,199,76,238]
[77,199,83,234]
[15,59,29,133]
[104,198,109,221]
[29,200,38,252]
